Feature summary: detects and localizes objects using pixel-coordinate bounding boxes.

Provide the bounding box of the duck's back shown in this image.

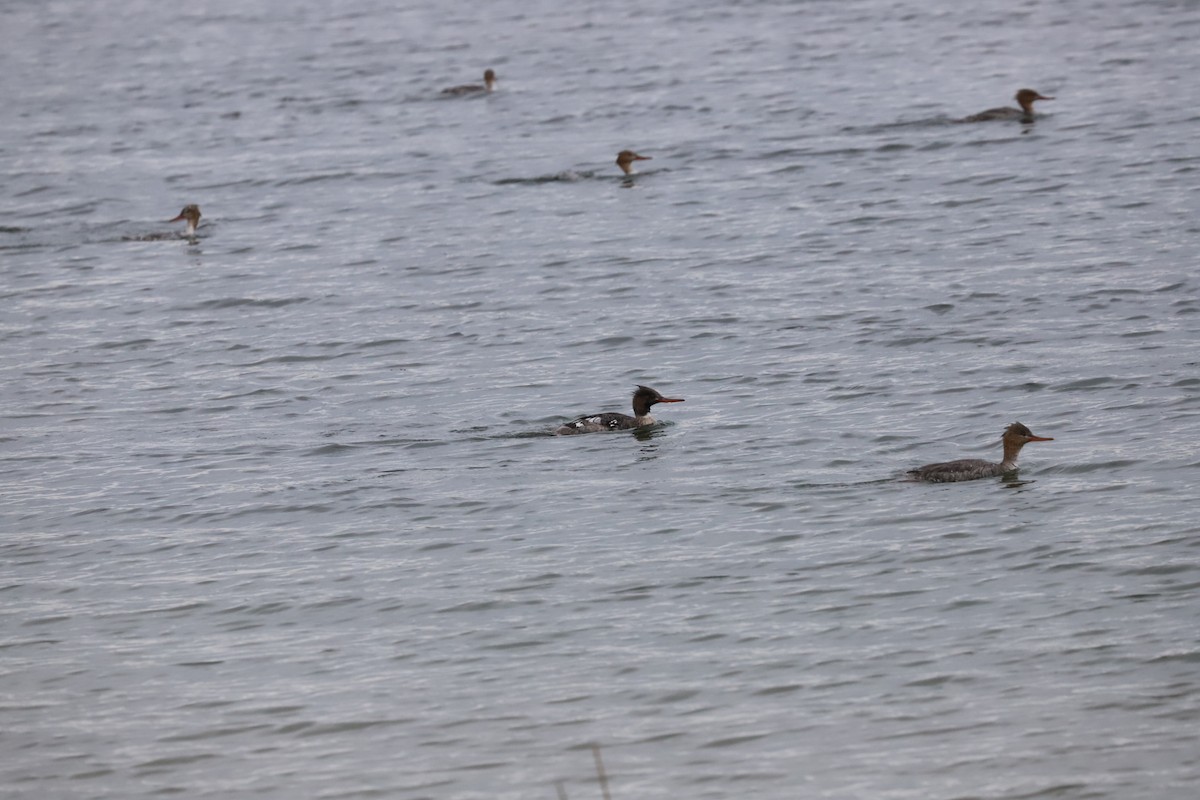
[908,458,1005,483]
[555,412,638,435]
[960,106,1026,123]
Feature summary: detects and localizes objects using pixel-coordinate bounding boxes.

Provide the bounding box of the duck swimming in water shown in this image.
[168,204,202,237]
[907,422,1054,482]
[555,385,684,435]
[960,89,1054,122]
[616,150,651,175]
[442,69,497,95]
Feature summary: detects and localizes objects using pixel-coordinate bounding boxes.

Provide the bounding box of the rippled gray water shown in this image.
[3,0,1199,798]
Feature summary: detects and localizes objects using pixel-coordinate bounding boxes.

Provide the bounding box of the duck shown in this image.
[555,385,684,435]
[442,68,497,95]
[960,89,1054,122]
[908,421,1054,482]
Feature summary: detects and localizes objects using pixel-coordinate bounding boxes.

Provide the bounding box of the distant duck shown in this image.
[907,422,1054,482]
[616,150,651,175]
[168,204,202,237]
[960,89,1054,122]
[555,385,684,435]
[442,68,497,95]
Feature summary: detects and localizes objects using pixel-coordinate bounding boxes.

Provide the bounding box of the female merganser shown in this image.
[908,422,1054,482]
[960,89,1054,122]
[168,204,202,237]
[616,150,651,175]
[555,385,684,435]
[442,69,497,95]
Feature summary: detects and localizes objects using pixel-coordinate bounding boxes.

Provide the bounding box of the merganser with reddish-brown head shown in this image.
[168,204,202,237]
[907,421,1054,482]
[442,69,497,95]
[555,385,684,435]
[960,89,1054,122]
[616,150,651,175]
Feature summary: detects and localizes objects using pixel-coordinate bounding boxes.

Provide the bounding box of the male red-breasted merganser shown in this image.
[960,89,1054,122]
[908,422,1054,482]
[555,385,684,435]
[442,69,497,95]
[168,204,202,237]
[616,150,651,175]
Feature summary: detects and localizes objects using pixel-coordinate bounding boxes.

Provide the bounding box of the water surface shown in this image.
[2,1,1198,798]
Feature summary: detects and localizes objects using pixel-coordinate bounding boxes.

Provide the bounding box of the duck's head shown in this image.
[1003,421,1054,446]
[483,68,497,91]
[169,204,201,225]
[632,384,684,416]
[1015,89,1053,114]
[616,150,651,175]
[168,204,202,235]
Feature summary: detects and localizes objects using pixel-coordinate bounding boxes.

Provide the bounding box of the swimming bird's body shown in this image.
[555,385,684,435]
[442,69,497,95]
[908,422,1053,482]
